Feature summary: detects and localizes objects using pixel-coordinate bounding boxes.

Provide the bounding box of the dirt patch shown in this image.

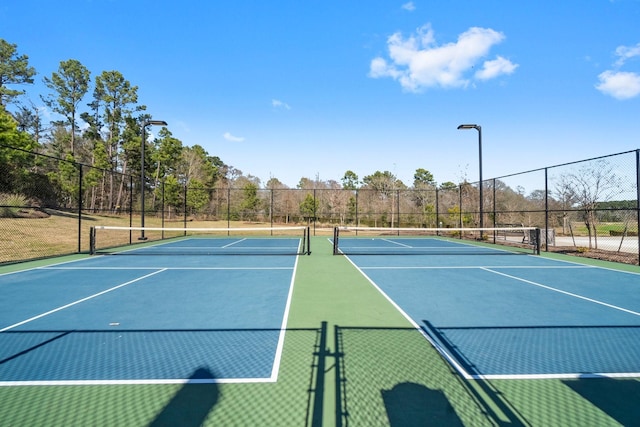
[548,246,639,266]
[2,209,51,219]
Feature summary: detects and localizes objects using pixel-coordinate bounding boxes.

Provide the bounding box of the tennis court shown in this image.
[2,227,640,426]
[0,234,302,385]
[335,230,640,379]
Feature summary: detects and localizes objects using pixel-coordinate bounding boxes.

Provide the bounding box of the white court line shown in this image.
[483,267,640,317]
[0,269,167,332]
[381,238,412,248]
[41,266,294,270]
[269,253,300,382]
[360,265,592,270]
[0,377,277,387]
[222,238,246,248]
[476,372,640,380]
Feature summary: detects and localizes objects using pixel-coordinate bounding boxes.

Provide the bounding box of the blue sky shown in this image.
[2,0,640,192]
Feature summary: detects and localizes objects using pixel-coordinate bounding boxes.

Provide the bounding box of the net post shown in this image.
[89,226,95,255]
[306,226,311,255]
[333,227,339,255]
[299,226,304,254]
[534,228,541,255]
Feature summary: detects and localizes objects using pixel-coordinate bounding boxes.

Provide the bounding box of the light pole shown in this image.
[140,119,167,240]
[457,124,483,237]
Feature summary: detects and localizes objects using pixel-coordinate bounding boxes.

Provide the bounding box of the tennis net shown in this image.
[332,226,540,255]
[90,225,311,255]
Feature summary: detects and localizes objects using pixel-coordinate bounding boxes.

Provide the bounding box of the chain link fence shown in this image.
[1,144,638,264]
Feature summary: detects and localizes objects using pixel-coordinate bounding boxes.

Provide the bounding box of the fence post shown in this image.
[129,175,133,244]
[435,187,440,229]
[636,149,640,265]
[492,178,496,243]
[355,189,359,226]
[545,167,549,253]
[458,184,463,229]
[396,189,400,229]
[77,163,82,253]
[161,180,165,239]
[183,185,187,235]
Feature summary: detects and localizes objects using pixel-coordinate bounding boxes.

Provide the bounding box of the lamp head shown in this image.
[144,120,168,126]
[457,124,480,130]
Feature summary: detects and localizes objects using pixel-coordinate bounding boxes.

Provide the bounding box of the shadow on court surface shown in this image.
[0,326,324,426]
[331,326,527,426]
[308,323,470,426]
[4,321,639,425]
[149,368,220,427]
[563,378,640,427]
[382,382,464,426]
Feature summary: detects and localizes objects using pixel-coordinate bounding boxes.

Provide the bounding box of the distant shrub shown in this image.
[0,193,28,217]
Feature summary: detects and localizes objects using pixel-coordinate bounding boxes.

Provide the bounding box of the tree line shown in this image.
[0,39,461,202]
[1,37,635,244]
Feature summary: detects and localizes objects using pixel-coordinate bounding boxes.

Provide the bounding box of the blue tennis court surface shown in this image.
[0,239,300,385]
[341,237,640,380]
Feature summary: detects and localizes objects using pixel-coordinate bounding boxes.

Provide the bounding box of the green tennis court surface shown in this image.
[1,234,640,426]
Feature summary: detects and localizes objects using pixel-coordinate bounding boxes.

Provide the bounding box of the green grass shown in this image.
[566,221,639,236]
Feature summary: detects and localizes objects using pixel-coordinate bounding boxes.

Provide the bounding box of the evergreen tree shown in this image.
[42,59,91,156]
[0,39,36,107]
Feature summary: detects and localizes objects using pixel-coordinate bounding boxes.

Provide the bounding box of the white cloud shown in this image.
[223,132,245,142]
[369,24,517,92]
[595,70,640,100]
[596,42,640,99]
[401,2,415,11]
[475,56,519,80]
[614,42,640,67]
[369,57,401,79]
[272,99,291,110]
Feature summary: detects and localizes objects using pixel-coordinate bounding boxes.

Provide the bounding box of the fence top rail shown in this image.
[93,225,308,232]
[490,149,639,182]
[337,226,539,232]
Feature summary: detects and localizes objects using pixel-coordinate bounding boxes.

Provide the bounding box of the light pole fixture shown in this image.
[140,119,168,240]
[457,124,483,237]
